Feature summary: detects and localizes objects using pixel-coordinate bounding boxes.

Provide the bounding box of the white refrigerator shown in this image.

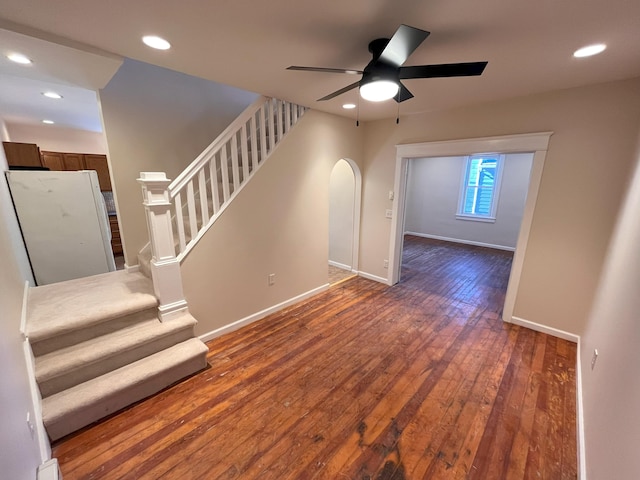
[7,170,116,285]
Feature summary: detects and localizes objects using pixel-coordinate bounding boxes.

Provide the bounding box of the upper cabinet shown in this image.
[3,141,42,168]
[83,154,112,191]
[41,151,64,170]
[41,151,111,191]
[3,142,112,191]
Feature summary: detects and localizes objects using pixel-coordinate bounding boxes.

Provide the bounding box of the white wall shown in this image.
[404,153,533,249]
[99,59,259,264]
[5,123,107,154]
[329,159,356,268]
[181,111,364,337]
[580,131,640,479]
[0,120,47,479]
[360,77,640,336]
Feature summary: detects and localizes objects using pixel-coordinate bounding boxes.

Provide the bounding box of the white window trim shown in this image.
[456,153,505,222]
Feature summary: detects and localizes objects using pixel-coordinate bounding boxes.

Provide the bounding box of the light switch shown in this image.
[385,209,393,219]
[388,191,394,201]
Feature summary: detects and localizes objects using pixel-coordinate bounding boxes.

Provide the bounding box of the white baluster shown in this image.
[260,105,267,163]
[220,143,230,202]
[137,172,188,321]
[241,122,249,180]
[186,180,197,241]
[268,99,275,153]
[277,99,284,142]
[285,101,291,134]
[209,154,220,214]
[292,102,298,124]
[231,132,240,191]
[198,169,209,225]
[250,113,258,172]
[174,192,186,253]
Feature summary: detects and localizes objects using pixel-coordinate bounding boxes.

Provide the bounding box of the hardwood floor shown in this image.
[52,235,577,479]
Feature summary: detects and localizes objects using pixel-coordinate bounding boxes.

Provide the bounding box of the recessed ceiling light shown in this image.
[573,44,607,58]
[42,91,63,99]
[343,103,356,109]
[7,53,32,65]
[42,119,55,125]
[142,35,171,50]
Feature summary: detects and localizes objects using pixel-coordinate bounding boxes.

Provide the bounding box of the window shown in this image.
[457,154,504,222]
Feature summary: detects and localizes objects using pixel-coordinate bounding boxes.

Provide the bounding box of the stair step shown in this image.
[42,338,209,441]
[36,312,198,397]
[27,270,157,356]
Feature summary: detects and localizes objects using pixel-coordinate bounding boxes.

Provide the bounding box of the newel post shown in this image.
[137,172,188,321]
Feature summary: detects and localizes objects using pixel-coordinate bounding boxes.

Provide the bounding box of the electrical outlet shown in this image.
[268,273,276,286]
[591,349,598,370]
[388,191,394,201]
[383,259,389,269]
[385,209,393,219]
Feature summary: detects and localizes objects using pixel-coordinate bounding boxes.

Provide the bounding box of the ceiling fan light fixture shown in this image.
[360,80,399,102]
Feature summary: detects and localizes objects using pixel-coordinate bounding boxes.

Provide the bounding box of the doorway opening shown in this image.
[388,132,552,321]
[328,158,362,285]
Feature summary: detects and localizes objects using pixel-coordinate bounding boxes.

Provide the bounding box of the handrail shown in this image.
[169,95,269,196]
[140,96,307,263]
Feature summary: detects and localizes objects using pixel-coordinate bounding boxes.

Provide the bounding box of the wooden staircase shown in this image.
[27,270,208,441]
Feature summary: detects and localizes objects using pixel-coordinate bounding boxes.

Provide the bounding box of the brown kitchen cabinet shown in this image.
[41,151,65,170]
[109,215,123,255]
[41,151,85,171]
[2,142,43,168]
[84,154,111,191]
[40,151,111,191]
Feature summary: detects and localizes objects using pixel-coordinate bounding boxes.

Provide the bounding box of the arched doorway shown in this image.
[328,158,361,284]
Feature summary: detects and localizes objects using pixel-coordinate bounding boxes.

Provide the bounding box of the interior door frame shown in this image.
[388,132,553,322]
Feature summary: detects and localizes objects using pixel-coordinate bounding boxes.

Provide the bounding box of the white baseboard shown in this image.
[124,263,140,273]
[576,341,587,479]
[37,459,61,480]
[509,316,579,343]
[21,281,51,463]
[356,271,390,285]
[328,260,354,272]
[404,231,515,252]
[199,284,330,343]
[20,280,29,339]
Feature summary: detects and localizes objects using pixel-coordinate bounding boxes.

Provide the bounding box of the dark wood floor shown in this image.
[52,235,577,479]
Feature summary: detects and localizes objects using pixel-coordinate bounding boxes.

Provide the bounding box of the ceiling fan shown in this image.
[287,24,488,103]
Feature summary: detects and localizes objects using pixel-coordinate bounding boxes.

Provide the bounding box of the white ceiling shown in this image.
[0,25,122,132]
[0,0,639,129]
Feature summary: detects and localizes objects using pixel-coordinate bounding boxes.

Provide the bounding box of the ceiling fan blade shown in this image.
[287,66,363,75]
[399,61,488,79]
[394,82,414,103]
[317,80,361,101]
[378,25,430,67]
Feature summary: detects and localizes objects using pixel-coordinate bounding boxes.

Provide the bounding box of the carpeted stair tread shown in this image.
[27,270,157,342]
[43,338,209,441]
[35,312,198,397]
